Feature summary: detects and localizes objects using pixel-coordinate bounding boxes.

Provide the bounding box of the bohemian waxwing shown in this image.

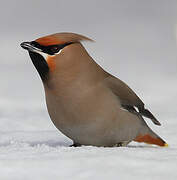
[21,32,168,147]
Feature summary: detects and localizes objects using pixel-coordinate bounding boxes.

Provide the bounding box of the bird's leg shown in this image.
[70,142,81,147]
[115,141,130,147]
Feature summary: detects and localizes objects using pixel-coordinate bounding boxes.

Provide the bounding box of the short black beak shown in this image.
[20,42,42,52]
[20,42,33,50]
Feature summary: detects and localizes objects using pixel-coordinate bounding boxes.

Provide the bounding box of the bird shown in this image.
[21,32,168,147]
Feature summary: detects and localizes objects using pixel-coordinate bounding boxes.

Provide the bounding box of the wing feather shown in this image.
[104,75,161,126]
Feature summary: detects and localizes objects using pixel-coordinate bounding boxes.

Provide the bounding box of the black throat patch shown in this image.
[29,51,49,82]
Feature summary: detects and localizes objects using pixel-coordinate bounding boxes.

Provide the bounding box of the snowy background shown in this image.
[1,0,177,179]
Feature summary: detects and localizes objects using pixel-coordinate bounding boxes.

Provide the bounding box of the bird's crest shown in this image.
[35,32,94,46]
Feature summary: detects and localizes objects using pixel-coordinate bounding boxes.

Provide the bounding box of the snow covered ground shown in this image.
[0,126,176,180]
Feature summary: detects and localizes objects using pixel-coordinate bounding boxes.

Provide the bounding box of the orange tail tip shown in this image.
[164,143,169,147]
[134,134,168,147]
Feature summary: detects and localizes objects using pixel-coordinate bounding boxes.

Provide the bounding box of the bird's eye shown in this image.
[50,46,60,54]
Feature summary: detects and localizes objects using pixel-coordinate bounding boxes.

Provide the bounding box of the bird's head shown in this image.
[21,32,93,82]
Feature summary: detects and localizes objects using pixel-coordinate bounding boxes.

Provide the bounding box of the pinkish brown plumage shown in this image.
[21,32,167,147]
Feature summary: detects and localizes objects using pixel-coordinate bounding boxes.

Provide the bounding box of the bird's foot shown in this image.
[70,142,81,147]
[114,141,130,147]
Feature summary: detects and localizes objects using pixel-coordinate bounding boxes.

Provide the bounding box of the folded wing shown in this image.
[105,75,161,126]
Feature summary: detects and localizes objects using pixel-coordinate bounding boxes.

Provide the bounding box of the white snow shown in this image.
[0,129,176,180]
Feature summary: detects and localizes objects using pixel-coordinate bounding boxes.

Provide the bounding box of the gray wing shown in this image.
[104,75,161,126]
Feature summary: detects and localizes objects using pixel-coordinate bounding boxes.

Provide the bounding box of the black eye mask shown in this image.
[31,41,73,55]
